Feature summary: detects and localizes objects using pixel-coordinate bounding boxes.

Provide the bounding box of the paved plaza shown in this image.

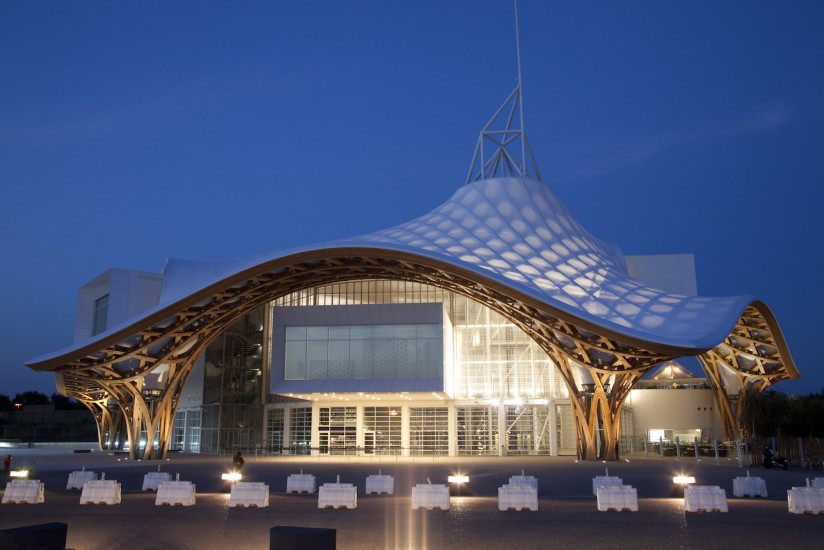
[1,448,822,549]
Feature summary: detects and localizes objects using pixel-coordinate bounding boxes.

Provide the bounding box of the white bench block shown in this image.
[229,482,269,508]
[411,484,450,510]
[596,485,638,512]
[142,472,173,491]
[498,484,538,511]
[733,476,768,497]
[155,481,196,506]
[592,476,623,495]
[684,485,727,513]
[508,475,538,493]
[811,478,824,489]
[318,483,357,509]
[286,474,316,494]
[67,470,98,490]
[2,480,45,504]
[788,487,824,514]
[365,474,394,495]
[80,480,121,505]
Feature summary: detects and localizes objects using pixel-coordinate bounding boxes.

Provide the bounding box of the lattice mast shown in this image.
[466,0,541,184]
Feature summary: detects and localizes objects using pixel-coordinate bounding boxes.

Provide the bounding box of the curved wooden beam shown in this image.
[33,252,797,460]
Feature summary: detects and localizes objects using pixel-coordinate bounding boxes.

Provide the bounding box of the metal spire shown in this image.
[466,0,541,185]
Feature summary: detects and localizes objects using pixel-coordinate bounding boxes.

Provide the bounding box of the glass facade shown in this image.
[186,409,201,453]
[284,323,441,380]
[258,279,576,456]
[410,407,449,455]
[169,409,202,452]
[556,403,577,455]
[200,308,265,454]
[363,406,402,454]
[272,279,564,401]
[172,412,185,451]
[289,408,312,455]
[318,407,357,454]
[457,406,497,455]
[505,405,550,455]
[265,408,284,453]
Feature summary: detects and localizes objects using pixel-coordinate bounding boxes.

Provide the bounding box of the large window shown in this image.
[92,294,109,335]
[289,408,312,455]
[457,407,497,455]
[272,280,564,401]
[318,407,357,455]
[284,323,441,380]
[172,412,185,451]
[363,406,402,454]
[410,407,449,455]
[266,408,284,453]
[186,409,201,453]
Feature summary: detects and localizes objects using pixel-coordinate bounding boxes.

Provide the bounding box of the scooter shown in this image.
[763,448,789,470]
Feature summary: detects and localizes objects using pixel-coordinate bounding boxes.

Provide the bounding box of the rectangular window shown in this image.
[457,407,496,456]
[289,408,312,455]
[318,407,357,455]
[284,340,306,380]
[92,294,109,336]
[363,406,402,454]
[306,341,328,380]
[186,409,201,453]
[350,339,372,378]
[281,322,441,381]
[409,407,449,456]
[266,408,284,453]
[327,340,350,378]
[172,412,186,451]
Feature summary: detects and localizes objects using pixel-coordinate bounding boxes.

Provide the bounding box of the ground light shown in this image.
[448,474,471,496]
[9,470,29,479]
[672,474,695,497]
[222,472,242,482]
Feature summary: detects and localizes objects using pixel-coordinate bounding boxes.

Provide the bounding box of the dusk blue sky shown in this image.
[2,1,822,397]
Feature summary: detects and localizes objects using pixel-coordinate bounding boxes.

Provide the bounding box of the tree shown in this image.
[12,391,50,406]
[0,394,11,411]
[51,393,81,410]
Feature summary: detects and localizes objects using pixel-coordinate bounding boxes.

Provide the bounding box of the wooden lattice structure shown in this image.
[29,248,798,460]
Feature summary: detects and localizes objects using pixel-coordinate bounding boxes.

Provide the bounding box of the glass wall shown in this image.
[409,407,449,455]
[505,405,550,455]
[273,280,564,402]
[318,407,357,455]
[201,307,265,454]
[284,323,441,380]
[265,408,284,453]
[289,408,312,455]
[263,280,577,457]
[556,403,577,455]
[455,405,552,455]
[457,406,497,455]
[172,412,185,451]
[186,409,201,453]
[363,406,402,454]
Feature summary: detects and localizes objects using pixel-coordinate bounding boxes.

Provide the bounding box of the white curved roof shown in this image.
[161,176,747,349]
[31,176,758,365]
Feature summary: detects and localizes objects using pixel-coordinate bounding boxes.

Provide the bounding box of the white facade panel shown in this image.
[626,388,724,442]
[73,268,163,343]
